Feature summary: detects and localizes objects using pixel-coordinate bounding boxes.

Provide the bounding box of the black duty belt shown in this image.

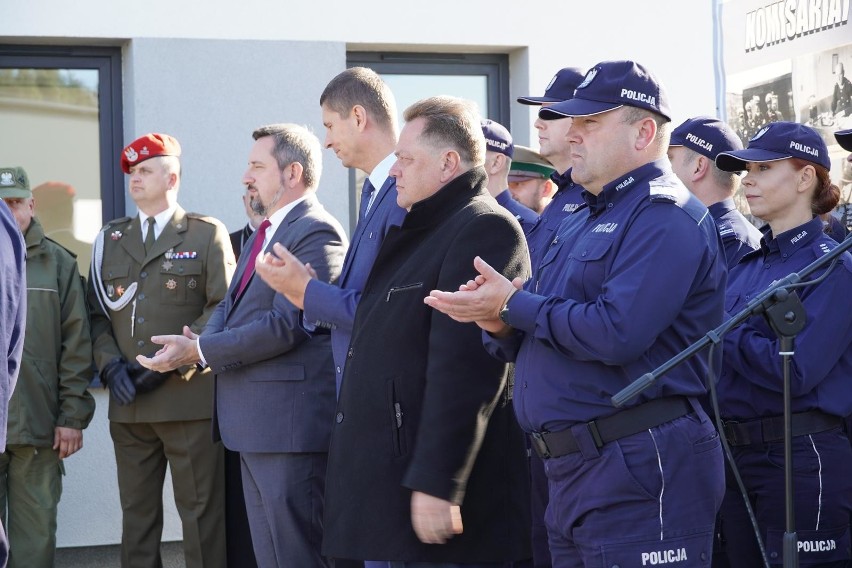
[529,396,693,459]
[722,410,843,447]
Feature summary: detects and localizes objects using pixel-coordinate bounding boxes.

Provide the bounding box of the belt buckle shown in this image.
[585,420,604,448]
[530,432,551,459]
[722,420,741,446]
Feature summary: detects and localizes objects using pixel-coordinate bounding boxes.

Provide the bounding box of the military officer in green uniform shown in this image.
[0,166,95,568]
[88,134,235,568]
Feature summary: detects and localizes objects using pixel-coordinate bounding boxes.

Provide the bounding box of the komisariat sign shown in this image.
[744,0,850,52]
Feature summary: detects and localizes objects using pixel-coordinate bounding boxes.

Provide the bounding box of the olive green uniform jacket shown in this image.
[7,218,95,446]
[88,206,235,422]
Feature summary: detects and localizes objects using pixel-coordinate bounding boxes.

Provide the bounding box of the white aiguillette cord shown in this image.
[91,228,139,334]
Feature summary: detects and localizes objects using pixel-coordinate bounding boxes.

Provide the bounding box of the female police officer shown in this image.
[714,121,852,567]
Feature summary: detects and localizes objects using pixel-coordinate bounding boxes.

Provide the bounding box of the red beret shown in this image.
[121,133,182,174]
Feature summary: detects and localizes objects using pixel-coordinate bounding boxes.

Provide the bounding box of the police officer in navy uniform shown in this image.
[667,118,761,567]
[481,119,538,232]
[713,122,852,567]
[668,116,762,268]
[835,129,852,456]
[88,133,234,568]
[426,60,727,567]
[517,67,587,271]
[515,67,588,568]
[834,129,852,234]
[837,128,852,151]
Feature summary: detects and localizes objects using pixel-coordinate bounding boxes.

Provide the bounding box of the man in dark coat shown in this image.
[258,96,531,565]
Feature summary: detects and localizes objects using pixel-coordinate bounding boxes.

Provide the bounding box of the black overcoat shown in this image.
[322,167,532,562]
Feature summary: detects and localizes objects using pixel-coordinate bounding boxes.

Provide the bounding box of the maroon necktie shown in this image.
[235,219,271,298]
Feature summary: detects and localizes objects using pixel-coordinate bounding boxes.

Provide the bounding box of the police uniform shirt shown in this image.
[708,197,763,269]
[524,168,586,270]
[718,216,852,420]
[495,189,538,233]
[487,159,726,432]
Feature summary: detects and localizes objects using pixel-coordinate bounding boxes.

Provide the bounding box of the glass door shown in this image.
[0,47,124,276]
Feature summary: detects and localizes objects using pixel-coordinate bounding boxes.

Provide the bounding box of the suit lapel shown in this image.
[264,195,313,253]
[228,196,316,314]
[340,176,393,284]
[118,216,147,266]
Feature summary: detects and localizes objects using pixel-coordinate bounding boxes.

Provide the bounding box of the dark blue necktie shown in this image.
[358,178,375,222]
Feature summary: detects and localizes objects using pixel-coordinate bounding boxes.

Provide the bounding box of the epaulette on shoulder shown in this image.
[811,238,836,258]
[186,212,226,228]
[648,179,686,204]
[717,219,735,237]
[101,216,132,232]
[811,238,852,275]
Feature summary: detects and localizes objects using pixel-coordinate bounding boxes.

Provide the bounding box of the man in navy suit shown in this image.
[255,67,406,397]
[138,123,347,567]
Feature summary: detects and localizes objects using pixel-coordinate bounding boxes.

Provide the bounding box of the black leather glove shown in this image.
[127,359,172,394]
[101,357,137,406]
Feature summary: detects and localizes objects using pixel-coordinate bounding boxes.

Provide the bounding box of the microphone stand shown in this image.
[612,233,852,568]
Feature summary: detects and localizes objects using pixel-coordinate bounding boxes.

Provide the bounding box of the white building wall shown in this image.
[56,390,183,546]
[121,38,349,231]
[1,0,718,549]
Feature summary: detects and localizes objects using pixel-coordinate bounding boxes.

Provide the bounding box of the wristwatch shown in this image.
[498,289,517,325]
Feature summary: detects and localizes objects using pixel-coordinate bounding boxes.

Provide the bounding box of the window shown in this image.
[0,45,123,276]
[345,52,510,226]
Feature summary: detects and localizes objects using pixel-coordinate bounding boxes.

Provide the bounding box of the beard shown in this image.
[248,185,285,217]
[250,195,266,216]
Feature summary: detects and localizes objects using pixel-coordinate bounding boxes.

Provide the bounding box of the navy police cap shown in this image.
[836,128,852,152]
[517,67,585,106]
[670,116,742,160]
[716,121,830,172]
[539,60,671,122]
[481,119,514,158]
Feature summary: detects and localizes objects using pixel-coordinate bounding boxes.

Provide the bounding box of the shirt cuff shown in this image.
[196,339,208,368]
[504,289,547,333]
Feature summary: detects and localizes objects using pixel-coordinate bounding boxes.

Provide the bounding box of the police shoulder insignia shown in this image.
[649,180,687,204]
[717,221,734,237]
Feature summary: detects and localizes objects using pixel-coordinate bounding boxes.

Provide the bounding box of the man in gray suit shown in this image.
[138,123,348,567]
